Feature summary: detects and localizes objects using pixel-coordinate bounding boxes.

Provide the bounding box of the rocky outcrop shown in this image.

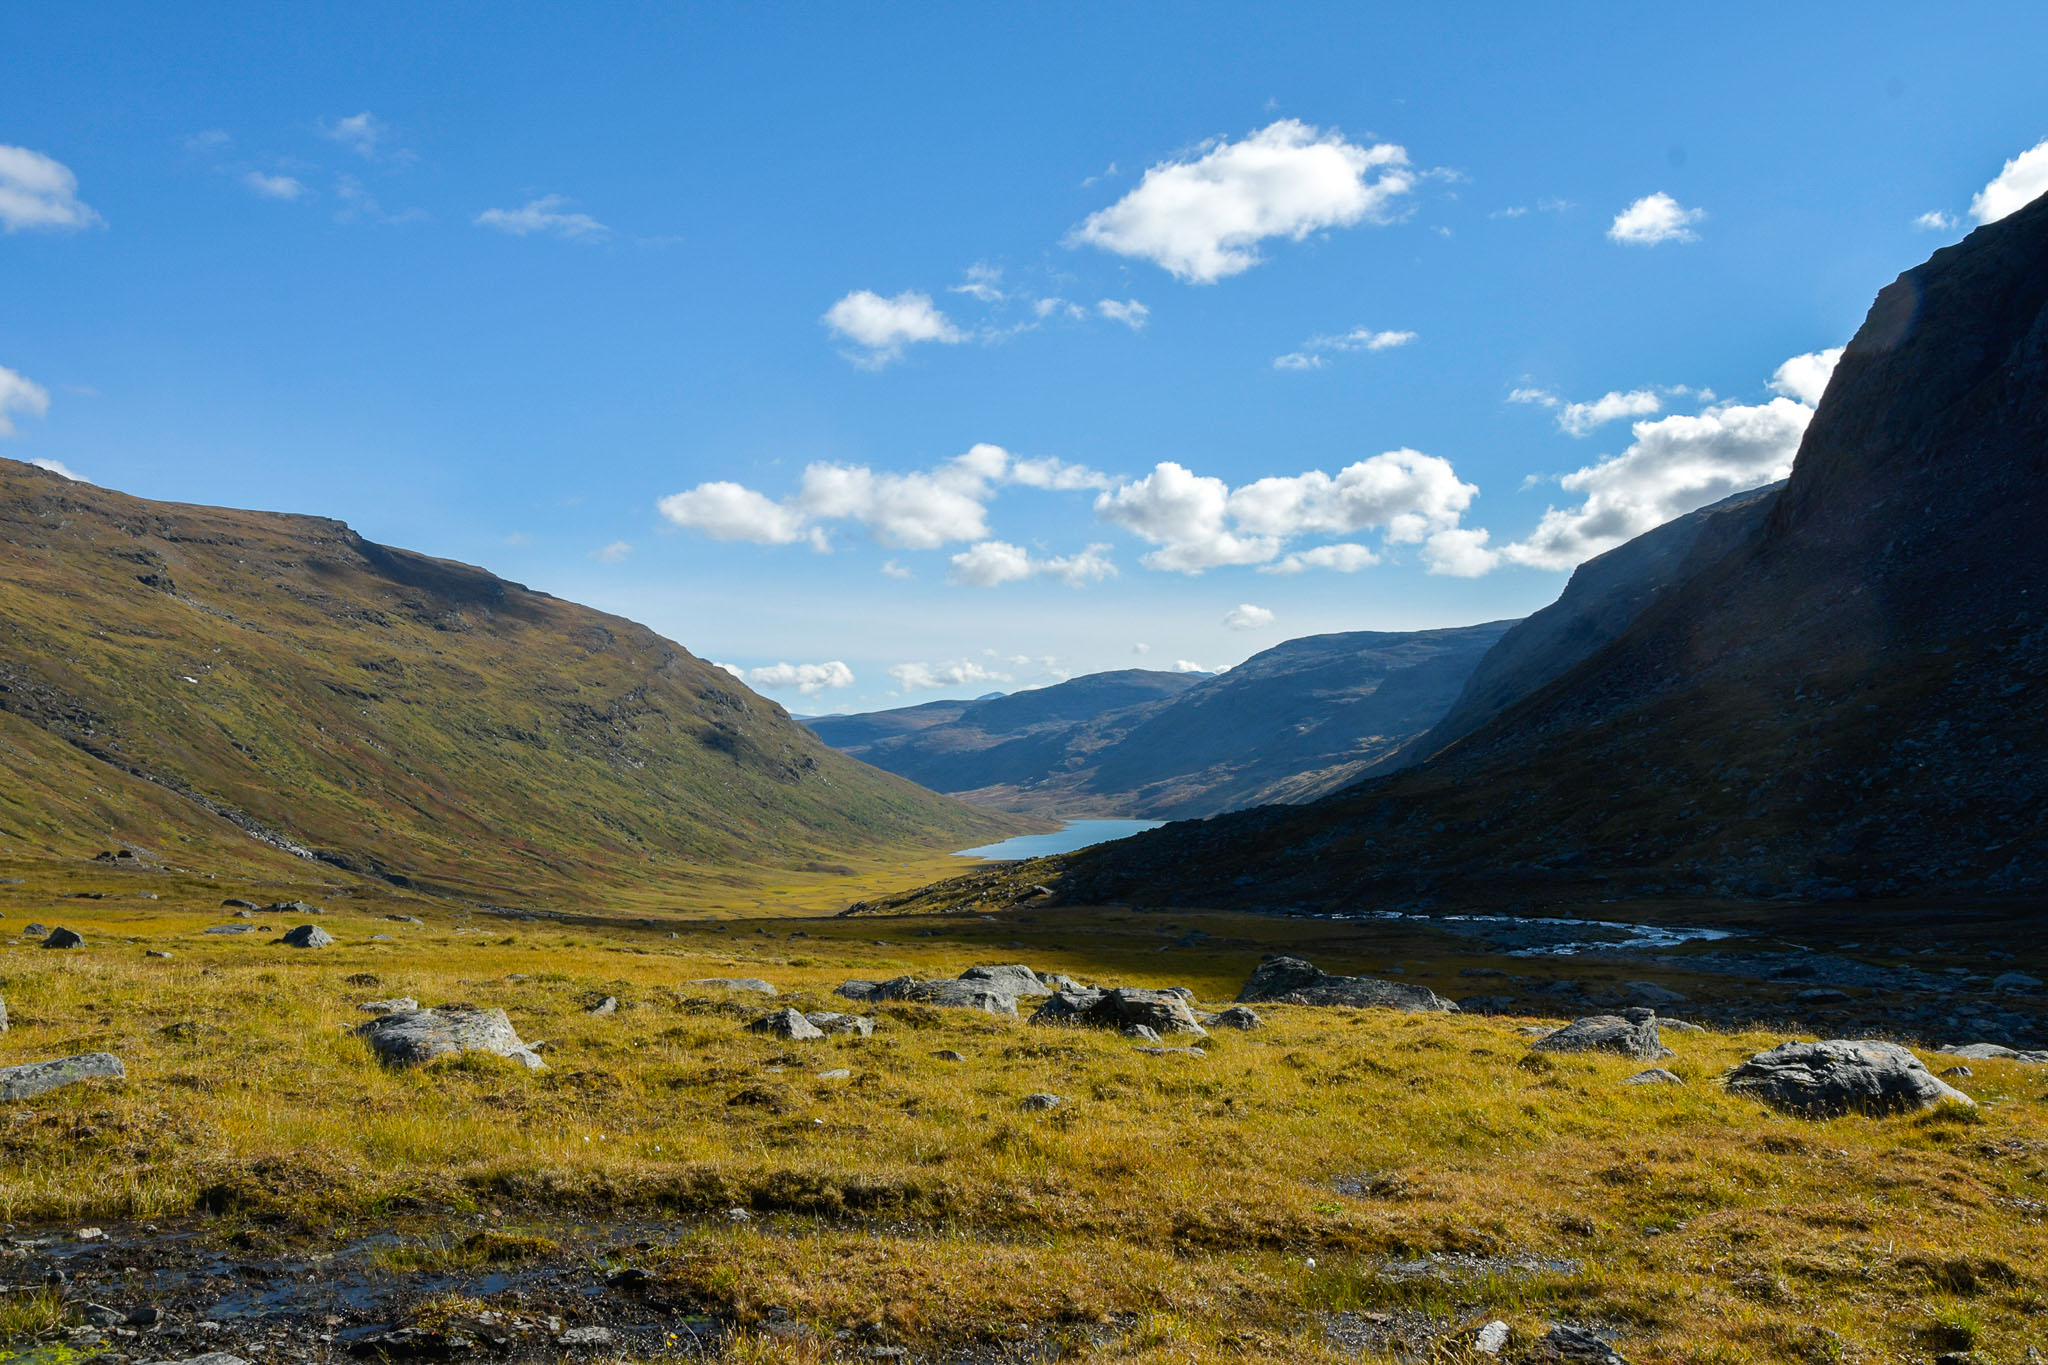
[280,924,333,948]
[355,1008,545,1071]
[746,1008,825,1041]
[862,977,1020,1015]
[1725,1040,1971,1116]
[688,978,777,995]
[42,927,83,949]
[803,1011,875,1037]
[1532,1010,1672,1061]
[0,1052,126,1101]
[1029,986,1207,1037]
[957,963,1053,997]
[1235,955,1456,1012]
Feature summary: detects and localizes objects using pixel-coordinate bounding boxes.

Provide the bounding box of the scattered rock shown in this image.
[1201,1005,1266,1030]
[931,1049,966,1062]
[1134,1046,1206,1057]
[1235,954,1456,1012]
[221,898,260,910]
[280,924,334,948]
[585,996,619,1016]
[689,977,777,995]
[23,923,47,935]
[1992,971,2043,992]
[1623,1068,1684,1085]
[1532,1010,1672,1061]
[803,1011,875,1037]
[817,1068,852,1080]
[557,1327,615,1351]
[1475,1320,1511,1356]
[42,927,83,949]
[358,997,419,1014]
[1018,1092,1064,1111]
[203,924,261,935]
[865,976,1020,1015]
[957,963,1053,997]
[1660,1019,1707,1034]
[1536,1324,1629,1363]
[0,1052,126,1102]
[747,1008,826,1041]
[145,950,173,959]
[1121,1023,1163,1043]
[78,1301,126,1327]
[355,1008,545,1070]
[1725,1040,1971,1117]
[1031,986,1208,1036]
[386,914,425,924]
[1940,1065,1973,1079]
[1942,1042,2048,1063]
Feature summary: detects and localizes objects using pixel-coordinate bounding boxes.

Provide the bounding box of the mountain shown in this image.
[1046,191,2048,910]
[0,462,1018,902]
[806,623,1516,819]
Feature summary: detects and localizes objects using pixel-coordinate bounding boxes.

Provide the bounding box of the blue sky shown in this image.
[5,3,2047,712]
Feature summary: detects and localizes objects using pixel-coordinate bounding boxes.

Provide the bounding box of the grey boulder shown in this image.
[1235,954,1455,1012]
[958,964,1052,997]
[1942,1042,2048,1063]
[1623,1068,1684,1085]
[1533,1010,1672,1061]
[1030,986,1206,1036]
[1536,1324,1629,1363]
[42,927,84,949]
[1725,1040,1972,1117]
[865,977,1018,1015]
[689,977,778,995]
[1201,1005,1265,1030]
[1018,1093,1064,1112]
[747,1008,826,1040]
[280,924,334,948]
[355,1008,545,1071]
[803,1011,875,1037]
[357,997,419,1014]
[0,1052,126,1102]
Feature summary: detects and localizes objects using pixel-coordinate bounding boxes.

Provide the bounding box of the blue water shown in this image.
[954,818,1166,859]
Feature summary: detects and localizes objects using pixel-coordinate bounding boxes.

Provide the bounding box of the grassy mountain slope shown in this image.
[0,462,1020,903]
[1047,193,2048,911]
[806,626,1515,819]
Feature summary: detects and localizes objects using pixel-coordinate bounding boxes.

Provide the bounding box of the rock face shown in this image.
[355,1008,545,1071]
[746,1008,825,1041]
[0,1052,126,1101]
[1725,1040,1972,1117]
[1235,955,1456,1012]
[42,927,83,949]
[280,924,334,948]
[1030,986,1207,1036]
[1533,1010,1673,1061]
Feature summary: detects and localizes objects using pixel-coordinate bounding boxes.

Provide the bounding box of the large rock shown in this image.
[746,1008,825,1041]
[803,1011,875,1037]
[958,964,1052,997]
[280,924,334,948]
[1942,1042,2048,1064]
[0,1052,126,1102]
[865,976,1019,1015]
[355,1008,545,1071]
[42,927,84,949]
[1031,986,1207,1036]
[1201,1005,1265,1030]
[1533,1009,1672,1061]
[1725,1040,1971,1117]
[357,997,418,1014]
[1235,955,1456,1012]
[688,977,778,995]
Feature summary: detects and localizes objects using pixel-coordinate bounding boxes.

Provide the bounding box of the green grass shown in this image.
[2,876,2045,1363]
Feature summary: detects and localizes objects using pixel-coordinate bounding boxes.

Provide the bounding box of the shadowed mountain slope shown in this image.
[1048,192,2048,910]
[0,462,1017,902]
[807,624,1515,819]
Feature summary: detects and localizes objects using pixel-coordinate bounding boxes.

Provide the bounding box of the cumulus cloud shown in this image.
[1273,325,1415,370]
[888,658,1009,692]
[0,365,52,438]
[475,195,608,241]
[588,541,632,563]
[1258,542,1378,574]
[243,171,306,201]
[1222,603,1275,630]
[822,289,963,367]
[948,540,1116,588]
[1970,137,2048,224]
[1096,449,1480,574]
[1068,120,1416,283]
[1171,660,1208,673]
[950,262,1005,302]
[1419,527,1499,577]
[720,660,856,696]
[660,443,1105,553]
[0,145,102,232]
[1510,386,1665,436]
[1607,192,1704,245]
[1767,346,1844,407]
[28,457,88,483]
[320,112,405,161]
[1914,210,1959,232]
[1096,298,1150,329]
[879,559,913,580]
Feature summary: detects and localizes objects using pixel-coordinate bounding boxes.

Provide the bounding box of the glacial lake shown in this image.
[955,818,1166,859]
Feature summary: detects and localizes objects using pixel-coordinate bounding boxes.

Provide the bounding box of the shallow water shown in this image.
[954,818,1166,859]
[1317,909,1738,956]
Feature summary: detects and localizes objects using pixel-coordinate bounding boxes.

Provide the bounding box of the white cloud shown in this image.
[0,365,52,437]
[1607,192,1704,246]
[889,658,1009,692]
[950,263,1005,302]
[1258,542,1378,574]
[661,444,1110,554]
[1273,325,1415,370]
[1556,388,1663,436]
[1913,210,1959,232]
[947,540,1116,588]
[1132,642,1150,655]
[1222,603,1275,630]
[879,559,913,580]
[1970,137,2048,224]
[320,112,404,161]
[1172,659,1207,673]
[1068,120,1416,283]
[588,541,632,563]
[724,660,856,697]
[1032,296,1086,321]
[333,175,427,226]
[822,289,963,367]
[475,195,608,241]
[0,145,102,232]
[1097,298,1150,329]
[1419,527,1499,577]
[1501,395,1812,571]
[1767,346,1844,406]
[243,171,306,201]
[1096,449,1480,574]
[28,457,87,483]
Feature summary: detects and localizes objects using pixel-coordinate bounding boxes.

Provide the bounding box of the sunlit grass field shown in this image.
[1,861,2044,1364]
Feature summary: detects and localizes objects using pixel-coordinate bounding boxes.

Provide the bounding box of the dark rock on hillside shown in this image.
[1725,1040,1971,1116]
[807,625,1516,819]
[280,924,333,948]
[42,926,83,949]
[1029,986,1208,1036]
[1236,955,1457,1012]
[1053,189,2048,911]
